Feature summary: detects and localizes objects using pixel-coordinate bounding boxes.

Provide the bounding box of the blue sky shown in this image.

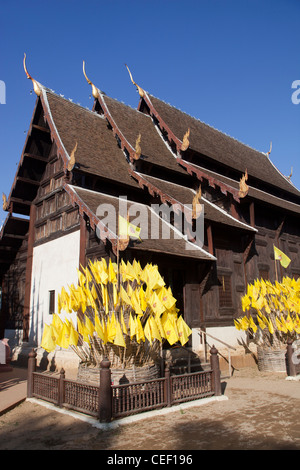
[0,0,299,227]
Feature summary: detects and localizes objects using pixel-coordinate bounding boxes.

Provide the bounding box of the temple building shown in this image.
[1,58,300,371]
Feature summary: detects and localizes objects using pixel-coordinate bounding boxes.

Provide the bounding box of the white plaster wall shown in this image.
[29,230,80,346]
[192,326,247,354]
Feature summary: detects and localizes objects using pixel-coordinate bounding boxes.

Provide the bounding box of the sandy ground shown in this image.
[0,367,299,451]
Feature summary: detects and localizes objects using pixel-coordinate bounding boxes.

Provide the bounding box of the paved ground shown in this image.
[0,366,299,450]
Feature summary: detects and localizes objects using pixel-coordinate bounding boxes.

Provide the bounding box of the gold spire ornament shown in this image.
[181,128,190,152]
[23,53,42,97]
[67,141,78,172]
[125,64,145,98]
[2,193,8,211]
[192,185,202,219]
[238,169,249,198]
[83,61,100,99]
[266,141,272,158]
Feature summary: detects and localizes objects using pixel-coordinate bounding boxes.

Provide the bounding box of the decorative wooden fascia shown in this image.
[95,91,138,163]
[128,169,193,223]
[39,90,71,177]
[63,184,118,253]
[177,157,241,203]
[137,92,182,153]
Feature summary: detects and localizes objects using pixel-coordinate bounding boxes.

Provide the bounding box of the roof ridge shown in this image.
[44,87,105,118]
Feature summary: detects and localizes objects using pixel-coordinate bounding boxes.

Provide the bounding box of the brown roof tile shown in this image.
[45,92,139,188]
[68,185,215,261]
[147,94,300,197]
[101,95,186,174]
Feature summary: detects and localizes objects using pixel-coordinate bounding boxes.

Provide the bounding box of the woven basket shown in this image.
[77,362,160,386]
[257,346,287,372]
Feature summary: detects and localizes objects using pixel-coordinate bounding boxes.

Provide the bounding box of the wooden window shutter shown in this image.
[184,284,201,328]
[49,290,55,315]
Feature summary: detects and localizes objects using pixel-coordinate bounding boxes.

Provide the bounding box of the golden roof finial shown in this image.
[181,128,190,152]
[266,141,272,158]
[238,169,249,198]
[83,61,100,99]
[2,193,8,211]
[23,53,42,97]
[67,141,78,172]
[192,185,202,219]
[287,167,293,180]
[125,64,145,98]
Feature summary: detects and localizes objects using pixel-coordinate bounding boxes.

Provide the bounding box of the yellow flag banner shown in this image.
[119,215,141,240]
[273,245,291,268]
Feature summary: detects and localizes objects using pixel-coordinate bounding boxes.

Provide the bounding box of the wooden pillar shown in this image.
[79,216,87,269]
[27,348,37,398]
[210,345,221,396]
[23,204,36,342]
[207,223,213,255]
[58,368,65,407]
[230,199,239,220]
[164,364,171,407]
[99,358,112,423]
[249,202,255,228]
[286,338,297,377]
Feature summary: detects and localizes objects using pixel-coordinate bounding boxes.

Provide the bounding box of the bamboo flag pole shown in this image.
[274,258,278,282]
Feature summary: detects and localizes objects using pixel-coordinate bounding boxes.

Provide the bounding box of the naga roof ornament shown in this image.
[83,61,100,99]
[132,133,142,162]
[23,53,42,97]
[2,193,8,211]
[238,169,249,198]
[192,184,202,219]
[181,128,190,152]
[125,64,145,98]
[67,141,78,172]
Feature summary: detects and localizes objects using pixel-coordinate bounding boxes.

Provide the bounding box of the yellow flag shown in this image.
[69,322,79,346]
[121,312,128,335]
[119,215,141,240]
[107,313,117,343]
[40,324,56,352]
[135,316,145,343]
[120,285,133,307]
[114,321,126,348]
[129,313,136,339]
[144,318,152,344]
[177,316,191,346]
[95,314,105,341]
[274,246,291,268]
[131,289,143,315]
[148,291,165,316]
[149,316,162,342]
[57,322,71,349]
[162,314,179,345]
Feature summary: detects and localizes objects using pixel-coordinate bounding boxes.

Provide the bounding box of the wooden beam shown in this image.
[3,234,26,240]
[32,124,50,133]
[10,197,32,206]
[24,152,48,163]
[16,176,40,186]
